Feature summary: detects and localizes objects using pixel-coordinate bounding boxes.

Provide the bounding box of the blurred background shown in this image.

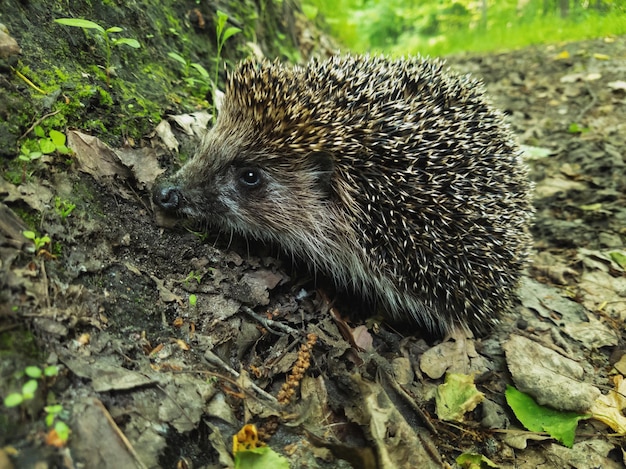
[303,0,626,56]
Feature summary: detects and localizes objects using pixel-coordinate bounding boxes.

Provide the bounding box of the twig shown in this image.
[203,350,279,404]
[12,66,47,94]
[91,398,148,469]
[18,110,61,142]
[39,258,51,309]
[241,306,299,336]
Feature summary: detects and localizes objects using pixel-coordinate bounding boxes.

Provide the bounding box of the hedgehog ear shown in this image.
[307,152,335,196]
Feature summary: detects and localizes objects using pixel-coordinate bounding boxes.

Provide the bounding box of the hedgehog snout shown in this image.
[152,181,182,212]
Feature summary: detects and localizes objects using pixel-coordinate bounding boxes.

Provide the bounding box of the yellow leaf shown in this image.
[233,424,264,453]
[590,375,626,434]
[555,50,570,60]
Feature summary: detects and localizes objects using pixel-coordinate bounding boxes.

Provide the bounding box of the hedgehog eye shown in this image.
[237,167,263,189]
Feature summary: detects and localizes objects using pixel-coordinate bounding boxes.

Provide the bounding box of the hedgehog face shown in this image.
[153,125,337,244]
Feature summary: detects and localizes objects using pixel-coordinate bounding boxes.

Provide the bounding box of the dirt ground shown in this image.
[2,36,626,468]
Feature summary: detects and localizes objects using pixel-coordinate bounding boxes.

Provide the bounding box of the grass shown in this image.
[312,2,626,58]
[402,12,626,57]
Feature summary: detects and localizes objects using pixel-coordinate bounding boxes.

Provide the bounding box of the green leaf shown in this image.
[106,26,123,33]
[168,52,187,65]
[23,231,36,240]
[44,365,59,377]
[190,63,210,78]
[25,366,42,379]
[45,413,55,427]
[221,26,242,43]
[54,18,105,33]
[4,393,24,407]
[301,4,319,20]
[54,421,70,441]
[216,10,228,36]
[234,447,290,469]
[39,138,57,154]
[49,130,66,147]
[609,251,626,270]
[579,203,602,211]
[505,385,590,448]
[113,38,140,48]
[22,379,39,399]
[34,125,46,138]
[45,404,63,415]
[456,452,499,468]
[567,122,590,134]
[29,151,43,160]
[435,373,484,422]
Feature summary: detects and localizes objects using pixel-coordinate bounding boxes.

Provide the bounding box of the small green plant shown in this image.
[44,404,71,443]
[17,144,43,182]
[168,52,211,93]
[4,365,59,408]
[23,230,51,253]
[19,126,69,161]
[187,228,209,242]
[34,125,70,155]
[54,18,140,87]
[568,122,591,134]
[213,10,241,123]
[16,126,70,182]
[3,365,70,444]
[184,271,203,285]
[18,145,42,164]
[54,197,76,220]
[189,294,198,307]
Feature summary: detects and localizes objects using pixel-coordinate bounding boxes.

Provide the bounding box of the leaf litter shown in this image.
[2,36,626,468]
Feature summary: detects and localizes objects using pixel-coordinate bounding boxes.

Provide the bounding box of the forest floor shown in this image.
[1,36,626,468]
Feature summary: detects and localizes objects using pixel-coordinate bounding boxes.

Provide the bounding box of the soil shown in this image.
[2,35,626,469]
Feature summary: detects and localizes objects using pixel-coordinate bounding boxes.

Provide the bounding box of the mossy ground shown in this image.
[0,0,299,155]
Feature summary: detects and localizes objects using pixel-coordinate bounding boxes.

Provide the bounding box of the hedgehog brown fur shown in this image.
[153,55,533,335]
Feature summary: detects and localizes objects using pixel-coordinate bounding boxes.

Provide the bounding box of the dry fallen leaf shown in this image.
[590,375,626,434]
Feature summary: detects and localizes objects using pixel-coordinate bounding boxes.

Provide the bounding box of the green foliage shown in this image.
[54,18,140,87]
[54,197,76,220]
[168,51,211,98]
[456,452,498,468]
[18,145,42,164]
[44,404,70,442]
[3,365,59,408]
[189,294,197,307]
[184,271,202,285]
[306,0,626,56]
[34,125,70,155]
[609,251,626,269]
[505,385,590,447]
[435,373,484,422]
[23,230,51,252]
[17,125,70,181]
[213,10,241,122]
[234,446,290,469]
[568,122,591,134]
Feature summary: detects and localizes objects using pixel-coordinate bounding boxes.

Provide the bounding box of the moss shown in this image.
[1,0,301,158]
[98,88,113,107]
[0,329,41,359]
[11,207,41,232]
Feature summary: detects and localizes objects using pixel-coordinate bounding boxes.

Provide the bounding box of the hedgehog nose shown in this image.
[153,184,182,211]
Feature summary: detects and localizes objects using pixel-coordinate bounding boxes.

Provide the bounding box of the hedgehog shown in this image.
[153,55,533,335]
